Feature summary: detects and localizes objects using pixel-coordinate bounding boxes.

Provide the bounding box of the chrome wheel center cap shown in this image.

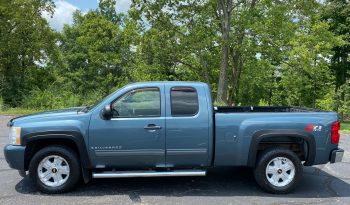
[52,168,58,173]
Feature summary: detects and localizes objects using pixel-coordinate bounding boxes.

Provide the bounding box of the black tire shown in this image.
[29,145,81,194]
[253,147,303,194]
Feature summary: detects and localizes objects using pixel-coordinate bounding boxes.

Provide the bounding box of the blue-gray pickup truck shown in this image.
[4,81,344,194]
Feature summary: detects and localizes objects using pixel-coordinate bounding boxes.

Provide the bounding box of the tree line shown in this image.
[0,0,349,119]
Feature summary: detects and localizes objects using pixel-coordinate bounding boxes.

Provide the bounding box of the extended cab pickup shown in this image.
[4,82,344,194]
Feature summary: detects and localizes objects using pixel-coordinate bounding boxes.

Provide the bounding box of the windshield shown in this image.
[81,86,125,112]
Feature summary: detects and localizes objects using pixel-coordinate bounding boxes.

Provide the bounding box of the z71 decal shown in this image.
[304,125,322,132]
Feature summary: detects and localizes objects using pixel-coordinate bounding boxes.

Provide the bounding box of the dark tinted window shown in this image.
[171,87,198,116]
[112,88,160,118]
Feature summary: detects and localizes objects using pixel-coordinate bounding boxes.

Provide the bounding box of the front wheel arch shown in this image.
[23,131,92,170]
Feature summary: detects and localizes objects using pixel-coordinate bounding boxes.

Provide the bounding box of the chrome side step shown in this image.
[92,170,206,178]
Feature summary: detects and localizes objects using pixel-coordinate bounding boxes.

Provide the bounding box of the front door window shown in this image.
[112,88,160,118]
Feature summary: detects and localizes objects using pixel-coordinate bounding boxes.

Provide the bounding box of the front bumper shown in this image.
[3,144,26,170]
[330,148,344,163]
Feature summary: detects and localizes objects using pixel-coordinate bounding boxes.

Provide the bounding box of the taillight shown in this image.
[331,121,341,144]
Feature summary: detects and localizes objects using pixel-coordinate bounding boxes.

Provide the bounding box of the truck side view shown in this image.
[4,82,344,194]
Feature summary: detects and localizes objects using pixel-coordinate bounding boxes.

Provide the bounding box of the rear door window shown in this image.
[170,87,198,116]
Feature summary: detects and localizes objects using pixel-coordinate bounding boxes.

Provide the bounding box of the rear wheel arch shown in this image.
[247,130,316,167]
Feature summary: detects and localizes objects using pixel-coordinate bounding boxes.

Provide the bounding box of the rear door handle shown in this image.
[144,124,161,130]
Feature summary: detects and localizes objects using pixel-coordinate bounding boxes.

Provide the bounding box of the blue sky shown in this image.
[43,0,132,31]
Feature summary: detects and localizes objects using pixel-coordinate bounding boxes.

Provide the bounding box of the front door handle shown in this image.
[144,124,161,130]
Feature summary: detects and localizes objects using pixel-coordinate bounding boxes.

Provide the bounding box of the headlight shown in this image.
[9,127,21,145]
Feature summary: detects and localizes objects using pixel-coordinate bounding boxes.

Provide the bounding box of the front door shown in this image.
[88,86,166,168]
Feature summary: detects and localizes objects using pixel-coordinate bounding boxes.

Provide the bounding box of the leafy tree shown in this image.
[323,0,350,119]
[59,4,138,97]
[242,0,343,108]
[0,0,348,116]
[130,0,220,89]
[99,0,119,24]
[130,0,342,108]
[0,0,58,106]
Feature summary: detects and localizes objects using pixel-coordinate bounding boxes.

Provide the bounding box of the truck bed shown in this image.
[214,106,325,113]
[213,107,338,167]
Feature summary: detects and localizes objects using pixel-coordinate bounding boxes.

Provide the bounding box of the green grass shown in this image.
[341,121,350,133]
[0,108,42,115]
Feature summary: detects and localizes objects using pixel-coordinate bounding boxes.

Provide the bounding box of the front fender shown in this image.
[22,130,92,168]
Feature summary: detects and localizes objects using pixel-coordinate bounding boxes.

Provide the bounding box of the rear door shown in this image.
[165,84,210,167]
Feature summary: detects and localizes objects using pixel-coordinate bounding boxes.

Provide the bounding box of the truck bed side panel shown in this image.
[214,112,339,166]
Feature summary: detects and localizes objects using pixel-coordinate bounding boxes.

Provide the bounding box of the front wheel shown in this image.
[29,145,81,194]
[253,148,303,194]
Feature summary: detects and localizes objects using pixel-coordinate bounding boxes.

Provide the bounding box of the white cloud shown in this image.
[116,0,132,13]
[44,0,132,31]
[98,0,131,13]
[43,0,79,31]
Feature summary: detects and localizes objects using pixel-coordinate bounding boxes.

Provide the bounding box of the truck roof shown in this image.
[127,81,208,87]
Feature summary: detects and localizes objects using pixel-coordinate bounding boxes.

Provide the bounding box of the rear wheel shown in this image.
[253,148,303,194]
[29,145,81,194]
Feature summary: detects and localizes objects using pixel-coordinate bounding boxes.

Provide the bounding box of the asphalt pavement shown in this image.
[0,115,350,205]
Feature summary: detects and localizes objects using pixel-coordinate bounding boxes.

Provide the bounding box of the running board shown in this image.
[92,170,206,178]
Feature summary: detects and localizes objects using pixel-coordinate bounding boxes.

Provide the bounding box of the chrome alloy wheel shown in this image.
[37,155,70,187]
[265,157,295,187]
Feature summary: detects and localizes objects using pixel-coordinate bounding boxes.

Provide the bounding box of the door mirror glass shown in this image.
[101,104,113,120]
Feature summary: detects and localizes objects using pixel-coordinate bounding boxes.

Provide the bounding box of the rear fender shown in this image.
[247,130,316,167]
